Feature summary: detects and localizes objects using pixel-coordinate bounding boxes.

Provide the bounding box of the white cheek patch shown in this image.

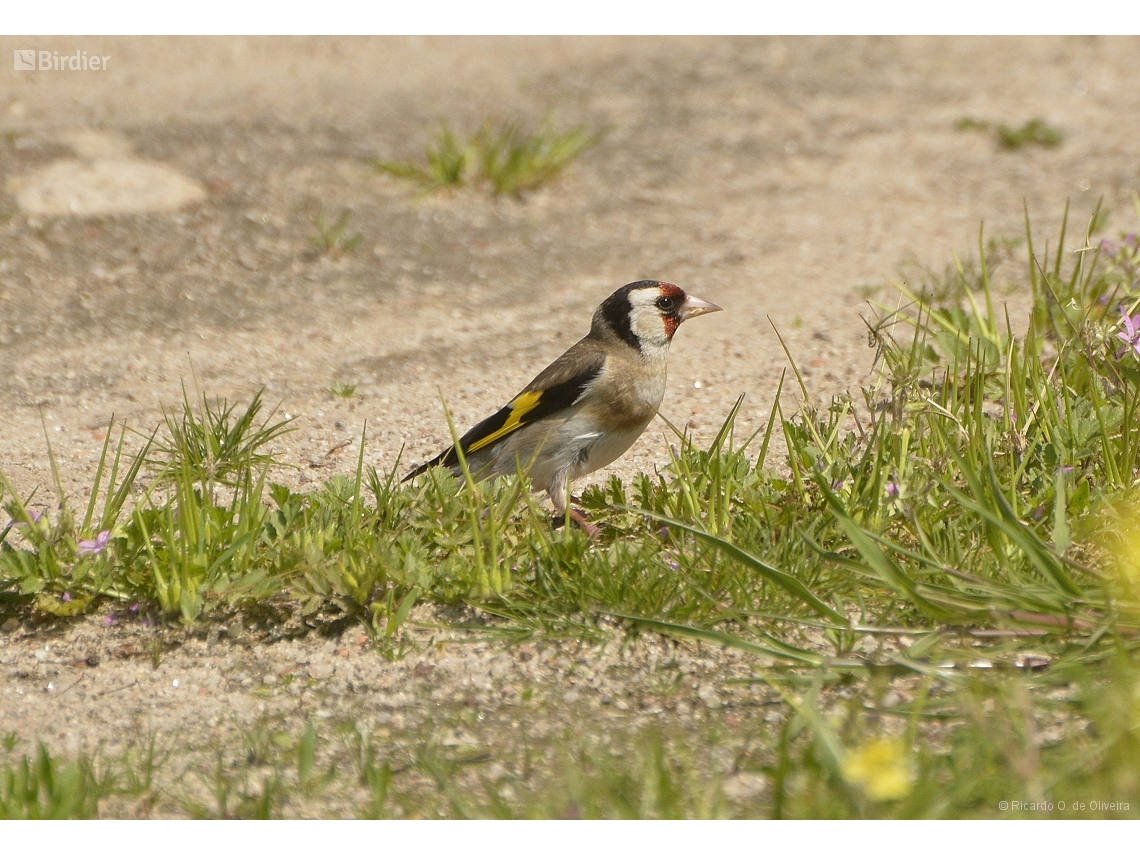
[628,303,670,350]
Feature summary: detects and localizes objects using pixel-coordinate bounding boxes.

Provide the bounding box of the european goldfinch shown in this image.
[404,280,721,533]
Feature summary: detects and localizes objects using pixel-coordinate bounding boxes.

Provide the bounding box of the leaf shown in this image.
[1052,469,1071,555]
[34,592,93,617]
[605,612,825,665]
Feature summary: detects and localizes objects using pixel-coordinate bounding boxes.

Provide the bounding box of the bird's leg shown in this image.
[549,479,600,538]
[568,507,601,539]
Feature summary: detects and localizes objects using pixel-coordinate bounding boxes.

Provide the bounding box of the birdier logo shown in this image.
[13,49,109,71]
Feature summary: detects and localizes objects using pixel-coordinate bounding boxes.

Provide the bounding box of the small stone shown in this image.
[486,763,507,782]
[10,159,206,216]
[881,690,904,708]
[470,673,491,691]
[384,691,413,709]
[309,661,334,680]
[1,618,20,633]
[697,684,722,709]
[723,772,768,801]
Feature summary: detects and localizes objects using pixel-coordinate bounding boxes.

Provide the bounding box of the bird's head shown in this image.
[594,280,721,353]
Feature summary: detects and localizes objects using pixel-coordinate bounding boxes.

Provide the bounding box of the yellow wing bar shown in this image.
[466,390,544,454]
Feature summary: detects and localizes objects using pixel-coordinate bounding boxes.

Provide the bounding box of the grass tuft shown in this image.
[374,118,598,198]
[953,116,1063,150]
[309,209,362,255]
[998,118,1063,149]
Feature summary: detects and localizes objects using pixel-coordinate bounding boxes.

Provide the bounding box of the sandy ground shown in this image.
[1,37,1139,814]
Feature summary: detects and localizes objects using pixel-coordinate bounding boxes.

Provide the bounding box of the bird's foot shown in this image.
[551,508,601,538]
[570,508,601,538]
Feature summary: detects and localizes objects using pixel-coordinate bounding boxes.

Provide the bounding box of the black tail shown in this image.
[401,446,456,483]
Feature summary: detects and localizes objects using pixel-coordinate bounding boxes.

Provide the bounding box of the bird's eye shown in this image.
[656,295,677,312]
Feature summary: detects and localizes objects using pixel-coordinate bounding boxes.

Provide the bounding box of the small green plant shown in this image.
[373,125,472,190]
[328,381,357,399]
[375,118,597,197]
[475,120,597,197]
[998,118,1063,149]
[309,209,362,255]
[954,116,1063,150]
[954,116,991,132]
[150,387,293,490]
[0,744,103,819]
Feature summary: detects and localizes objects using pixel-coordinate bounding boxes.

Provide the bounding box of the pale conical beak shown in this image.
[679,295,722,322]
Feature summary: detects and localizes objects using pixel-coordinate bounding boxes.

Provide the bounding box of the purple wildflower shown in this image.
[77,530,111,556]
[129,602,140,614]
[62,592,72,602]
[104,614,118,626]
[886,479,900,498]
[1117,308,1140,358]
[9,510,45,529]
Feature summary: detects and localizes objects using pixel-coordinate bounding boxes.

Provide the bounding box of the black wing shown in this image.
[403,344,605,481]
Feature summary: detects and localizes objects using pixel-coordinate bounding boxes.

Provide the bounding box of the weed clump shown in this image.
[374,118,597,197]
[953,115,1063,149]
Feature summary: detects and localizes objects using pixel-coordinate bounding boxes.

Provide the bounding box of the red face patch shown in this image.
[658,282,685,339]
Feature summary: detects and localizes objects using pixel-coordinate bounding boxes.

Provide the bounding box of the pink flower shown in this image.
[77,530,111,555]
[1118,308,1140,357]
[4,510,44,533]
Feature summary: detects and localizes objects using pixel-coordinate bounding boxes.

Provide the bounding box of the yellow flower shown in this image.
[842,738,916,801]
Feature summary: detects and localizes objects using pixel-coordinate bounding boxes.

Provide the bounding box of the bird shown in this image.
[403,280,721,534]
